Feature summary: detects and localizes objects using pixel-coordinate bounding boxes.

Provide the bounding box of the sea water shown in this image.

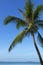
[0,62,40,65]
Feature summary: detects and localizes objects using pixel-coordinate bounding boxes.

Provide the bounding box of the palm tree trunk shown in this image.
[32,34,43,65]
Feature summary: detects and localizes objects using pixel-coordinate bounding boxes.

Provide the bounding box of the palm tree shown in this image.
[4,0,43,65]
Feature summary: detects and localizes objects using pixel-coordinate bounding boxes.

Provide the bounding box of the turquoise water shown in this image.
[0,62,40,65]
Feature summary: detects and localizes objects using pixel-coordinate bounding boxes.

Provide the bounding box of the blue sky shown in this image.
[0,0,43,62]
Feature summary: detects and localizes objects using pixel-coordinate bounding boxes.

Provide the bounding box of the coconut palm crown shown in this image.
[4,0,43,65]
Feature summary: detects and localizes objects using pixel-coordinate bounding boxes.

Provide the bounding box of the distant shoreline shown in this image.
[0,62,40,64]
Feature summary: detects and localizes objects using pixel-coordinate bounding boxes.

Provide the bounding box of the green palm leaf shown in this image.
[18,9,24,14]
[33,5,43,20]
[35,20,43,24]
[4,16,15,24]
[24,0,33,19]
[37,32,43,47]
[18,9,24,15]
[38,24,43,28]
[8,25,31,52]
[35,20,43,28]
[4,16,27,29]
[18,8,26,18]
[8,28,30,52]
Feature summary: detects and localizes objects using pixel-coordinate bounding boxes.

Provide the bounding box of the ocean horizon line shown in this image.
[0,61,40,64]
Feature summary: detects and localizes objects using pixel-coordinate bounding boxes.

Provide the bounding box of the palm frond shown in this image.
[18,9,26,18]
[8,28,30,52]
[35,20,43,28]
[24,0,33,19]
[37,32,43,47]
[38,24,43,28]
[18,9,24,15]
[4,16,15,24]
[33,5,43,20]
[18,9,24,14]
[16,20,27,29]
[35,20,43,24]
[4,16,27,29]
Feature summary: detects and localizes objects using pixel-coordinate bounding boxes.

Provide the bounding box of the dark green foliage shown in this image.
[33,5,43,20]
[35,20,43,24]
[35,20,43,28]
[38,24,43,28]
[18,9,24,14]
[24,0,33,19]
[4,16,27,29]
[18,9,26,18]
[4,0,43,52]
[8,28,30,52]
[16,20,27,29]
[4,16,15,24]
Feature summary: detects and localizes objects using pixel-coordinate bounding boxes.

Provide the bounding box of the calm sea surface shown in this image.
[0,62,41,65]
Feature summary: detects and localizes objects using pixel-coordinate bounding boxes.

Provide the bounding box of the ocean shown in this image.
[0,62,40,65]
